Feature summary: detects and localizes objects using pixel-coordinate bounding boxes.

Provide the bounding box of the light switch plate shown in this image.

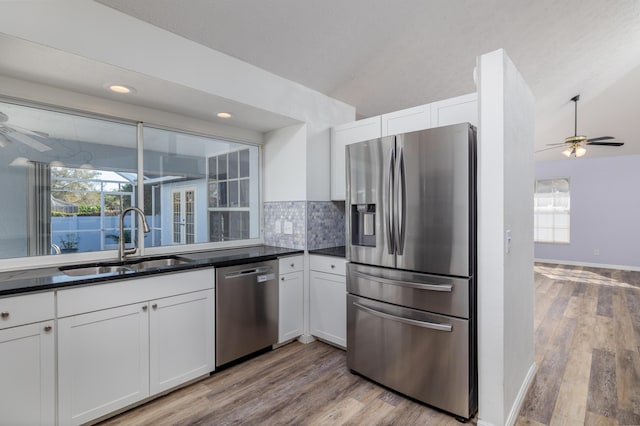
[284,221,293,235]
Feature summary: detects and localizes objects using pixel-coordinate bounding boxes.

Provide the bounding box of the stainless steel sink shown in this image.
[129,257,190,271]
[60,256,190,277]
[61,265,133,276]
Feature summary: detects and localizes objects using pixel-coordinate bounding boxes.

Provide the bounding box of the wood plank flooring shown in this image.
[517,263,640,426]
[99,263,640,426]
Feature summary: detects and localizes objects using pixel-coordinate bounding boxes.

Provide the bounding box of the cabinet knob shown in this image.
[330,264,335,269]
[290,263,294,268]
[281,277,285,281]
[0,311,9,319]
[152,303,158,310]
[44,325,52,332]
[142,305,148,311]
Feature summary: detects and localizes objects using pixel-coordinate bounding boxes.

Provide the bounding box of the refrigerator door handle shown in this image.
[395,146,406,255]
[385,146,395,255]
[353,302,453,332]
[352,270,453,292]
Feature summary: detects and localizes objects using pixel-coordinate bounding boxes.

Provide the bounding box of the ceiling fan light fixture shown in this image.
[562,147,573,157]
[575,146,587,157]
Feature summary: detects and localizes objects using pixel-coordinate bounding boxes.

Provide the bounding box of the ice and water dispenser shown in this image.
[351,204,376,247]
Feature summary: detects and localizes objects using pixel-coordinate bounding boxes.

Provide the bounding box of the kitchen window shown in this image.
[0,99,261,263]
[534,178,570,243]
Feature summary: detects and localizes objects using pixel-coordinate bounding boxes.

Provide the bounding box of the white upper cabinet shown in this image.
[430,93,478,127]
[330,93,478,200]
[381,103,432,136]
[330,116,381,200]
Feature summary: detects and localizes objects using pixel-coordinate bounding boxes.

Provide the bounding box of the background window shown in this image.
[534,178,570,243]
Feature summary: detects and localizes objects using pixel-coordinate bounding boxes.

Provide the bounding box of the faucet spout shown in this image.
[118,206,151,261]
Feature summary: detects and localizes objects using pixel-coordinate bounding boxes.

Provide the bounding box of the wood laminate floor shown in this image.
[517,264,640,426]
[100,263,640,426]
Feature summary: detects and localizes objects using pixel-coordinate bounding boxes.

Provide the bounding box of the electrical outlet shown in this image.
[284,221,293,235]
[274,220,282,234]
[593,248,600,256]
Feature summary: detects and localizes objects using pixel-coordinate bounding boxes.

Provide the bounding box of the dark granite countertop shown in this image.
[0,245,303,297]
[308,246,345,258]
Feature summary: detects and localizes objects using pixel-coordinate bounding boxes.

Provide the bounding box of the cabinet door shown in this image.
[58,303,149,426]
[278,271,303,343]
[149,290,214,395]
[331,116,381,200]
[430,92,478,127]
[381,103,432,136]
[0,322,54,426]
[310,270,347,348]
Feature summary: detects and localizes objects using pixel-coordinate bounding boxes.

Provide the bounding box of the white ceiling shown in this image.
[95,0,640,160]
[2,0,640,160]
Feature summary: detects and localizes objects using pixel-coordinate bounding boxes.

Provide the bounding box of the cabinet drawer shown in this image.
[279,255,304,274]
[310,255,346,276]
[0,292,54,330]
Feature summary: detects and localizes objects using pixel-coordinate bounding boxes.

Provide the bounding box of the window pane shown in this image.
[208,157,217,179]
[0,100,137,259]
[218,181,228,207]
[239,149,250,178]
[218,153,227,180]
[228,180,238,208]
[239,179,249,207]
[228,151,238,180]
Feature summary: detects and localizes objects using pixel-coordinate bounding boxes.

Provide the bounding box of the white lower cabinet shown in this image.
[309,255,347,348]
[278,255,304,344]
[57,269,215,426]
[0,321,55,426]
[58,303,150,426]
[150,290,214,395]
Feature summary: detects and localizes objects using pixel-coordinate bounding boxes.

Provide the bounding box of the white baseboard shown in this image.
[535,258,640,272]
[297,334,316,344]
[478,362,537,426]
[506,362,537,426]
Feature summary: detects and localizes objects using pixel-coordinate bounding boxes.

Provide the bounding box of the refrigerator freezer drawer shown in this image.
[347,263,471,318]
[346,294,474,419]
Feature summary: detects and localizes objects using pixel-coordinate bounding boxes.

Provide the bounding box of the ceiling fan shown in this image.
[0,111,51,152]
[538,95,624,157]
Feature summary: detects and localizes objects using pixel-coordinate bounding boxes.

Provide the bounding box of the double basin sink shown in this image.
[60,256,191,277]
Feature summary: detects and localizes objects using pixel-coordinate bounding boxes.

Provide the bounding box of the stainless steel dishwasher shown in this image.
[216,260,279,367]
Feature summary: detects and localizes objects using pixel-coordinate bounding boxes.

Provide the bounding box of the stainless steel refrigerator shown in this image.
[346,122,477,420]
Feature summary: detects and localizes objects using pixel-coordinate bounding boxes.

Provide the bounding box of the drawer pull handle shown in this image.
[0,311,9,319]
[353,302,452,332]
[44,325,52,332]
[142,305,148,312]
[152,303,158,310]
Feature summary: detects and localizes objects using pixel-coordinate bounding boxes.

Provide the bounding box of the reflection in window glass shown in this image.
[143,126,260,247]
[0,100,137,259]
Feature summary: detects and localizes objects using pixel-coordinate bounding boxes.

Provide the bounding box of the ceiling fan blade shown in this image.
[546,142,570,146]
[5,131,52,152]
[586,141,624,147]
[536,146,565,153]
[9,123,50,138]
[586,136,614,142]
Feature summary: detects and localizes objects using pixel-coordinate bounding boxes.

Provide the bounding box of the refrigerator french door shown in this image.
[346,123,477,420]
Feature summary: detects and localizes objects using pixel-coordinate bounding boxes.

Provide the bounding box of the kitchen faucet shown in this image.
[118,206,151,261]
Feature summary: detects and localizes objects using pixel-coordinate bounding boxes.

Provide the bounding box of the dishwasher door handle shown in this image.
[224,266,274,280]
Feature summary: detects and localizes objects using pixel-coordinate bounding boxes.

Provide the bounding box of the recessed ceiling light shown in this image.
[108,84,135,94]
[216,112,232,119]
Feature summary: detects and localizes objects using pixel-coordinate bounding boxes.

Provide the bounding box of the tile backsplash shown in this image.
[263,200,345,250]
[306,201,345,250]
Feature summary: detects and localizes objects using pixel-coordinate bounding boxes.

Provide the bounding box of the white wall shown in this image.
[263,124,307,202]
[477,49,535,426]
[0,1,355,201]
